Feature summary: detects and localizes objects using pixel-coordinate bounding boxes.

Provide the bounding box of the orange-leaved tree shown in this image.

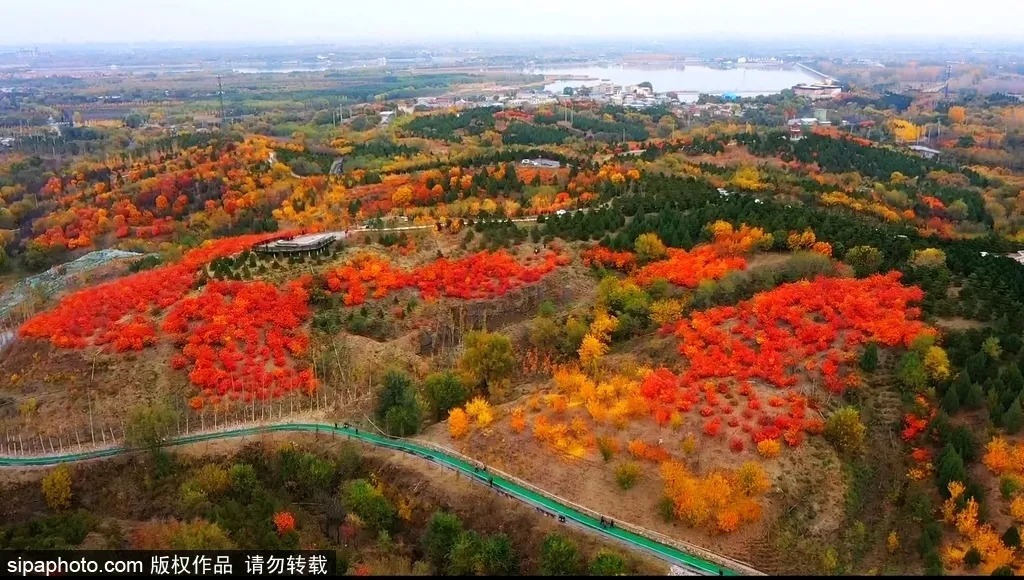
[273,511,296,535]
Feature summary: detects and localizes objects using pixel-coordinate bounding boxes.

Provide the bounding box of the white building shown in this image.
[908,145,941,160]
[793,83,842,100]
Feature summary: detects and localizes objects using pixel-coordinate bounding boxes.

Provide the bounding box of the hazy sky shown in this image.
[4,0,1023,45]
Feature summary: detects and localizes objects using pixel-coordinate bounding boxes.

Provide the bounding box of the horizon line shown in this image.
[1,33,1023,49]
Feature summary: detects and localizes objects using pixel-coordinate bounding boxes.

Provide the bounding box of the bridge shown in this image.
[794,62,839,84]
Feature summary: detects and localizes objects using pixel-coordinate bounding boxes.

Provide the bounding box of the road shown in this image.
[0,422,762,576]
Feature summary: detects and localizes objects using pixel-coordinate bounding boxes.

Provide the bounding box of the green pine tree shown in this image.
[1004,398,1024,434]
[941,385,961,414]
[965,382,984,409]
[859,343,879,373]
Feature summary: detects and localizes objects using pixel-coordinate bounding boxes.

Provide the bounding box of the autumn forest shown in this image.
[3,37,1024,577]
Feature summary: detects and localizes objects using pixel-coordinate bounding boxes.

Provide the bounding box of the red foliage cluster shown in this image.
[324,254,407,306]
[902,397,936,442]
[627,439,672,462]
[919,196,947,212]
[410,250,568,300]
[323,250,568,304]
[582,246,636,270]
[639,273,932,447]
[632,246,747,287]
[163,278,315,406]
[273,511,296,535]
[494,110,533,122]
[675,273,929,393]
[20,232,290,350]
[641,368,817,447]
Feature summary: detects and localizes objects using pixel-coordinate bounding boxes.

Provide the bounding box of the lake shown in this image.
[531,65,816,101]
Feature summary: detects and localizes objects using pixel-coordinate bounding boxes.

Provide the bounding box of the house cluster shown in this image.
[520,158,561,168]
[680,102,742,119]
[787,109,832,140]
[555,83,674,109]
[414,91,559,111]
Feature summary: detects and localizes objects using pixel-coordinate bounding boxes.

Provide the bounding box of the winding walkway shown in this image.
[0,422,763,576]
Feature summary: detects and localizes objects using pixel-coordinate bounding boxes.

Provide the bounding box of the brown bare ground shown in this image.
[934,317,988,331]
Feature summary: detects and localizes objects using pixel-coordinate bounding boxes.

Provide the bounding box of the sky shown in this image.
[4,0,1023,45]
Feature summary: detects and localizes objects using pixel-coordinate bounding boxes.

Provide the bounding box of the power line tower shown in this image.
[217,75,227,130]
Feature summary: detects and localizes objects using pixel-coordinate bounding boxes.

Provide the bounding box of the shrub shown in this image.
[597,437,618,462]
[273,511,296,535]
[1001,476,1020,500]
[178,479,208,511]
[229,463,260,501]
[589,550,627,576]
[423,511,463,572]
[194,464,231,496]
[964,546,982,569]
[41,466,72,511]
[539,533,581,576]
[615,463,641,490]
[657,497,676,522]
[480,533,519,575]
[375,370,422,436]
[312,309,343,334]
[448,408,470,439]
[448,530,483,575]
[424,372,469,421]
[824,406,865,454]
[756,439,781,458]
[342,479,396,532]
[1002,526,1021,548]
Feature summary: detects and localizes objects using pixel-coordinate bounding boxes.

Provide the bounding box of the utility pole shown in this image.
[943,63,952,103]
[217,75,226,130]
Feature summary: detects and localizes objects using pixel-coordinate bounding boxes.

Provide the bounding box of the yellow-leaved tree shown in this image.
[42,465,72,511]
[649,299,686,327]
[588,310,618,343]
[891,119,922,143]
[949,106,967,125]
[579,334,609,368]
[448,408,470,439]
[391,185,413,207]
[911,248,947,269]
[464,397,494,428]
[731,165,762,190]
[924,346,951,382]
[634,233,667,262]
[787,228,817,250]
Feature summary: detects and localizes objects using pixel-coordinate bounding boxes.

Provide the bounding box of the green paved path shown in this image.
[0,422,755,576]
